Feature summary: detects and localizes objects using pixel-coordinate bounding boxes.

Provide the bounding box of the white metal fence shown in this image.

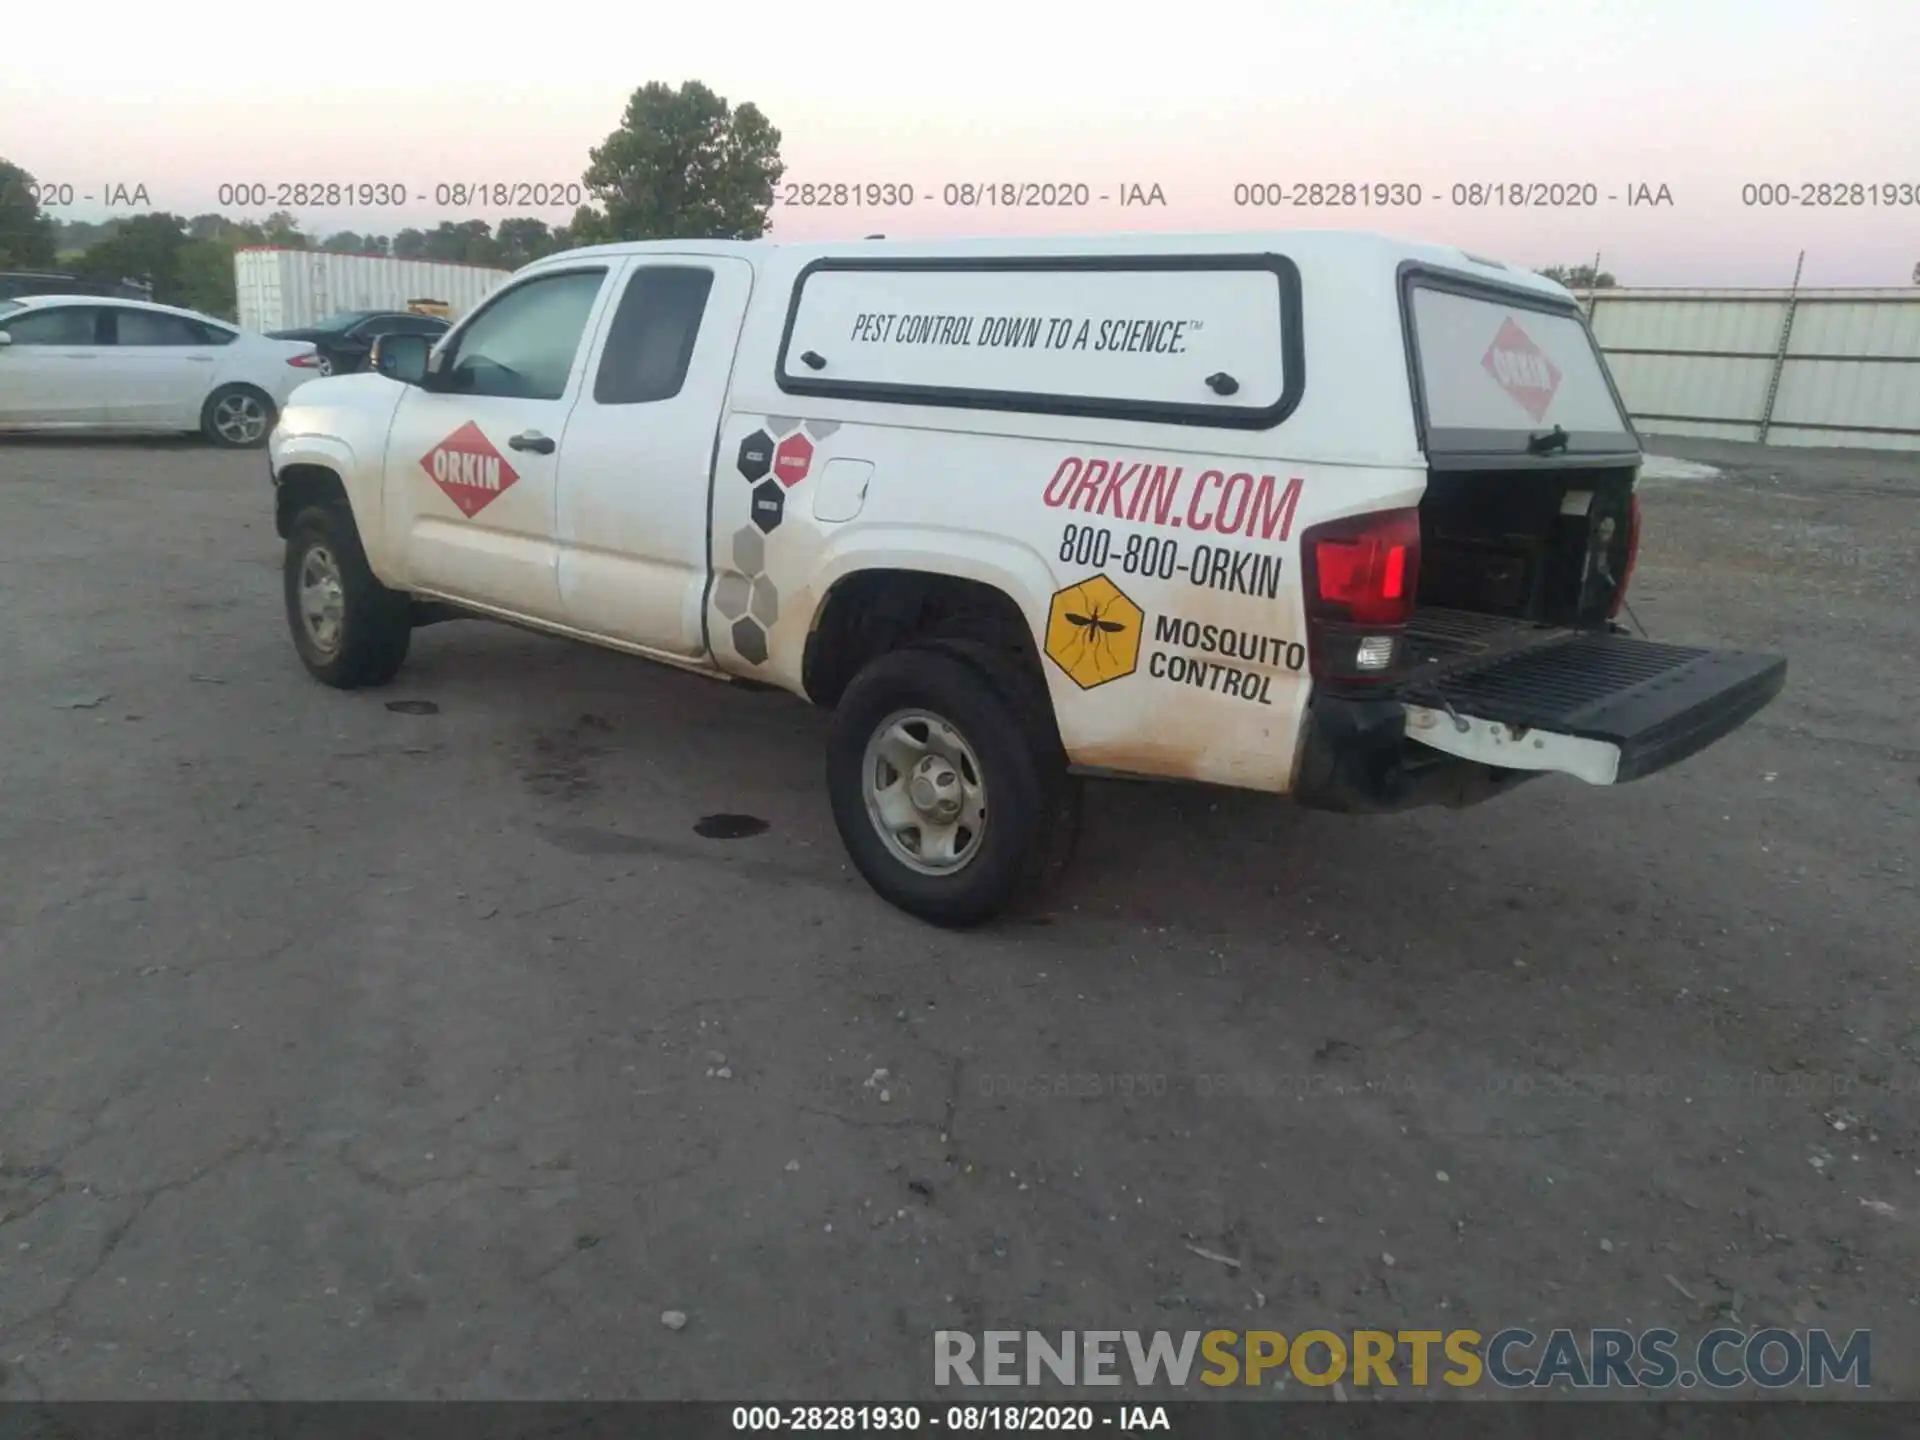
[1571,285,1920,453]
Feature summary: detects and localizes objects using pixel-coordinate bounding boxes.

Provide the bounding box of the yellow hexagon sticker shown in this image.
[1045,573,1144,689]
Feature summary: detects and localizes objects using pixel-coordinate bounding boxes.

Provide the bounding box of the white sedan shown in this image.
[0,294,323,448]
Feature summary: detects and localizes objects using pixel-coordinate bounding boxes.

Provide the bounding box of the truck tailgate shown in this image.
[1401,620,1787,784]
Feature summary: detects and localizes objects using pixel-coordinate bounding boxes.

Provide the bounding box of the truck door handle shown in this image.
[508,431,555,454]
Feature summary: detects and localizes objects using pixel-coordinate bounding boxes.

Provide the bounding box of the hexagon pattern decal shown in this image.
[1044,574,1143,689]
[722,523,780,666]
[712,572,751,622]
[732,526,765,577]
[774,433,814,488]
[716,414,840,666]
[731,615,769,665]
[737,431,774,483]
[750,480,785,534]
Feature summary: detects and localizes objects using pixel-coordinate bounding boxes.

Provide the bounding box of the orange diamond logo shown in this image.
[421,422,520,518]
[1481,317,1563,423]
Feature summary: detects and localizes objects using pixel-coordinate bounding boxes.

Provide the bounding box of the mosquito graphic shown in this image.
[1056,589,1133,682]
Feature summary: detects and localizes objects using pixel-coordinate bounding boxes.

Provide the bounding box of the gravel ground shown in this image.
[0,433,1914,1402]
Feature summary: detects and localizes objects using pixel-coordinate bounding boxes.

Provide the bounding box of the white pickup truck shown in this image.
[268,230,1786,926]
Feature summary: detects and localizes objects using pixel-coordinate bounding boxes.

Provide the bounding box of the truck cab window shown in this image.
[592,266,715,405]
[441,269,606,401]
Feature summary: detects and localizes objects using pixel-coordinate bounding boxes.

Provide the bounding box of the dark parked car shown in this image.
[263,309,451,376]
[0,271,153,302]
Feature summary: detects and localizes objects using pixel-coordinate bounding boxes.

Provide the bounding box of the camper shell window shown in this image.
[775,254,1305,430]
[1399,266,1638,466]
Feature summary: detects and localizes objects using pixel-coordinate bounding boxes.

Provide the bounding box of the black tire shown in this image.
[925,637,1083,879]
[283,504,412,688]
[201,383,276,449]
[827,645,1082,928]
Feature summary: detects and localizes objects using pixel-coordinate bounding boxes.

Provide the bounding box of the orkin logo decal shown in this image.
[1481,317,1563,423]
[421,421,520,518]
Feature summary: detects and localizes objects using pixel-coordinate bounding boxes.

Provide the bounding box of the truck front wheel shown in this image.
[284,504,412,688]
[826,645,1080,927]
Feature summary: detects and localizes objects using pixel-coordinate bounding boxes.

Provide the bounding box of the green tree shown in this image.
[0,158,59,269]
[76,212,191,298]
[582,80,784,241]
[174,239,241,319]
[551,203,611,252]
[392,227,428,260]
[177,216,271,319]
[318,230,390,256]
[1539,263,1617,289]
[51,217,116,260]
[261,211,309,248]
[494,216,554,268]
[420,219,502,265]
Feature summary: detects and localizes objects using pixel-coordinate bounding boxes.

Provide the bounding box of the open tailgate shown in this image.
[1400,615,1786,784]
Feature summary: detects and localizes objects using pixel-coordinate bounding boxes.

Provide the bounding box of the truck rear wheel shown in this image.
[284,504,412,688]
[826,645,1081,927]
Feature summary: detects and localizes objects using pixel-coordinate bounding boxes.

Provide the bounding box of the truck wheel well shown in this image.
[274,464,349,539]
[802,570,1048,709]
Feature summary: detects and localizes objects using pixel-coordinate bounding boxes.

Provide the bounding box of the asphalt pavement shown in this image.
[0,433,1915,1400]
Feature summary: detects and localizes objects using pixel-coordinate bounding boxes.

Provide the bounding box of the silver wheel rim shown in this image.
[862,709,988,876]
[298,544,347,655]
[214,392,268,445]
[316,355,333,376]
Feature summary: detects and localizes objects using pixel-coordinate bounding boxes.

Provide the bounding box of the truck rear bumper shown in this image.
[1292,695,1546,814]
[1293,629,1788,813]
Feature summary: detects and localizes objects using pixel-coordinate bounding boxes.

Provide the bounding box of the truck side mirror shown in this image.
[371,332,430,384]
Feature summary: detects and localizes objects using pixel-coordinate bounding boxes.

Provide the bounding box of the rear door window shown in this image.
[593,265,715,405]
[1405,276,1636,459]
[110,308,213,346]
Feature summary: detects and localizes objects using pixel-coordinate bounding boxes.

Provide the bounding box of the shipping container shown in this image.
[233,248,514,333]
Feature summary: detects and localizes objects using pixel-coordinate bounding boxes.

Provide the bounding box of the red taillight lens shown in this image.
[1609,490,1641,619]
[288,352,322,368]
[1299,507,1423,684]
[1304,508,1421,626]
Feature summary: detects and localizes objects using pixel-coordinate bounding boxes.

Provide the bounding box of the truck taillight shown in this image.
[1299,507,1422,684]
[1609,490,1642,619]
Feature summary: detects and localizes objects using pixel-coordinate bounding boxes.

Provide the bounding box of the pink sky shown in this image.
[7,0,1916,285]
